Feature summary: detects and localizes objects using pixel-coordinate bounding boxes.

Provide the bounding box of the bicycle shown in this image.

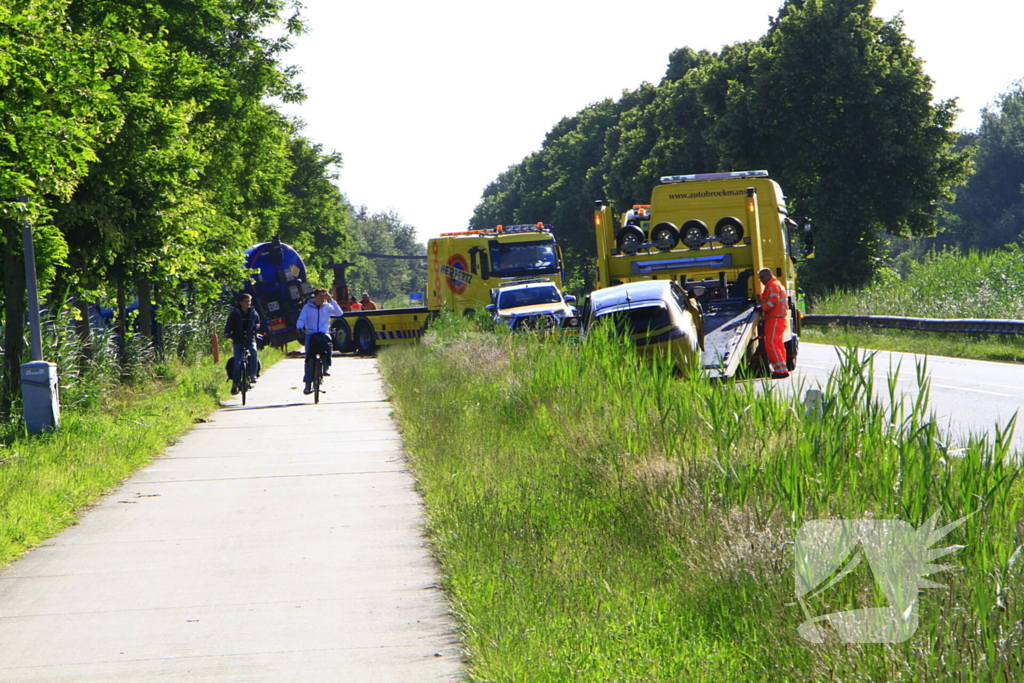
[236,335,263,406]
[306,331,332,404]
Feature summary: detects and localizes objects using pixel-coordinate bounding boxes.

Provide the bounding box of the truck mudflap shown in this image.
[701,300,759,379]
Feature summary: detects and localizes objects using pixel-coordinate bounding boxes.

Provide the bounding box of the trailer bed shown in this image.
[701,300,759,379]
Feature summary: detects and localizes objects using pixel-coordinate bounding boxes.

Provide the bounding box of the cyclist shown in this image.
[296,287,343,395]
[224,293,262,395]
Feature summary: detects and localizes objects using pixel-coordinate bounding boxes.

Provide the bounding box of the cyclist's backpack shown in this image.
[225,357,234,380]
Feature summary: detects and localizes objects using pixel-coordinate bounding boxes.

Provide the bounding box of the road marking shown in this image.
[930,383,1016,397]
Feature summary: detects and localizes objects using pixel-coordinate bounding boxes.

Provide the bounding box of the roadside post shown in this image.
[19,195,60,433]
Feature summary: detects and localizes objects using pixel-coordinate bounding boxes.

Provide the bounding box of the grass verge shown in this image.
[802,327,1024,364]
[381,314,1024,682]
[0,346,284,567]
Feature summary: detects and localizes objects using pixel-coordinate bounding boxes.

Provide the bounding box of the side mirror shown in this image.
[802,220,815,258]
[485,304,496,312]
[565,295,577,304]
[690,286,706,297]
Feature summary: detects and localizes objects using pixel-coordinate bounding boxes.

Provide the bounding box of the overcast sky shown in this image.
[276,0,1024,244]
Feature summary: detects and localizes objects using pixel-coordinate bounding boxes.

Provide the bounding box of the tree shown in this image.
[277,133,351,287]
[346,208,423,303]
[941,82,1024,250]
[1,0,123,416]
[470,0,970,294]
[710,0,969,290]
[56,0,307,333]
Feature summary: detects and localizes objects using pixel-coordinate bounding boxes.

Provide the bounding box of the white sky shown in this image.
[276,0,1024,244]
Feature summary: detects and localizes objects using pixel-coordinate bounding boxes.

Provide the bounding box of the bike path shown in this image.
[0,356,463,682]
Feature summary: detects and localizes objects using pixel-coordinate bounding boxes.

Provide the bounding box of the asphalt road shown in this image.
[0,356,463,682]
[791,342,1024,455]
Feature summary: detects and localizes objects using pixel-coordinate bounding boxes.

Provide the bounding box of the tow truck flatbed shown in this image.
[701,299,759,379]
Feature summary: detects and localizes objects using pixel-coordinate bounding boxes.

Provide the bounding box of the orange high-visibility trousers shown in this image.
[765,317,788,375]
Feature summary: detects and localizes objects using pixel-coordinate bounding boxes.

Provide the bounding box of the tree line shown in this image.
[0,1,423,418]
[471,0,982,296]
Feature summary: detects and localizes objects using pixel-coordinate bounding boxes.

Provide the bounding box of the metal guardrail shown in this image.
[801,314,1024,336]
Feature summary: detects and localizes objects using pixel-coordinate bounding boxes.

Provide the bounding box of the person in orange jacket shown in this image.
[359,293,378,310]
[349,297,362,312]
[756,268,790,379]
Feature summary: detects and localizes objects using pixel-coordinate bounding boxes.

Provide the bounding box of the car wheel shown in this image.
[651,222,679,251]
[616,226,646,254]
[681,220,709,250]
[715,217,745,246]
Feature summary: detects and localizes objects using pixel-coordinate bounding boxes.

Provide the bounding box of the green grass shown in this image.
[802,328,1024,364]
[0,345,284,567]
[380,313,1024,681]
[811,246,1024,320]
[805,246,1024,363]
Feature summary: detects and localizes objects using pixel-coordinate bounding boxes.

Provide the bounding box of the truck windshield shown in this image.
[489,240,559,277]
[498,285,562,309]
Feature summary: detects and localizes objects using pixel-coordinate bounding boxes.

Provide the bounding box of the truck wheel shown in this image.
[615,226,645,254]
[651,223,679,251]
[681,220,708,250]
[714,217,744,246]
[785,335,799,371]
[355,319,377,354]
[331,318,354,354]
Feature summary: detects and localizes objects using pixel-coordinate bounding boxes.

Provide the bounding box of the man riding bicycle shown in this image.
[224,293,262,395]
[296,287,343,395]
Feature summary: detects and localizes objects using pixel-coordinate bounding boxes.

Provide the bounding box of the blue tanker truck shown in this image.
[243,237,313,347]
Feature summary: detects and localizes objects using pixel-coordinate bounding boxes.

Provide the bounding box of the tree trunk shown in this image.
[1,217,27,419]
[136,276,152,342]
[116,275,127,372]
[74,297,93,360]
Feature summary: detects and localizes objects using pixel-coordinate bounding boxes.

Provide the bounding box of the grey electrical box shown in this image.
[21,361,60,434]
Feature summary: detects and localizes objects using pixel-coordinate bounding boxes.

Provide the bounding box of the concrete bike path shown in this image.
[0,356,463,682]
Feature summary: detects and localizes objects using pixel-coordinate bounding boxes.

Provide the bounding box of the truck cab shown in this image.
[427,223,565,315]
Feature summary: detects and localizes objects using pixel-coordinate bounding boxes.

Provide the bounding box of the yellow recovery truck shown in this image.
[592,170,814,378]
[333,223,567,353]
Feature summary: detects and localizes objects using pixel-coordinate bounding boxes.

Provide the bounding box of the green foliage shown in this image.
[276,133,350,287]
[344,207,424,302]
[382,316,1024,681]
[811,246,1024,319]
[472,0,968,293]
[940,80,1024,250]
[1,1,356,419]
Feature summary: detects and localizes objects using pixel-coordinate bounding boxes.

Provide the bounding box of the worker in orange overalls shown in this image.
[359,293,378,310]
[757,268,789,379]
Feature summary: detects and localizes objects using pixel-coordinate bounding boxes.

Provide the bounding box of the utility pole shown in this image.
[19,195,60,433]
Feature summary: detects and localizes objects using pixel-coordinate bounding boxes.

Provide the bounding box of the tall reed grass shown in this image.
[382,313,1024,681]
[1,300,226,427]
[812,246,1024,319]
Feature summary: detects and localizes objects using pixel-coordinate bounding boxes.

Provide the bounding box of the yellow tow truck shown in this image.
[334,223,568,353]
[591,170,814,378]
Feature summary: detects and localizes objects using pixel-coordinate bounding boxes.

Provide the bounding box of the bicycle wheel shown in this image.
[313,356,322,404]
[241,353,252,405]
[240,360,247,405]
